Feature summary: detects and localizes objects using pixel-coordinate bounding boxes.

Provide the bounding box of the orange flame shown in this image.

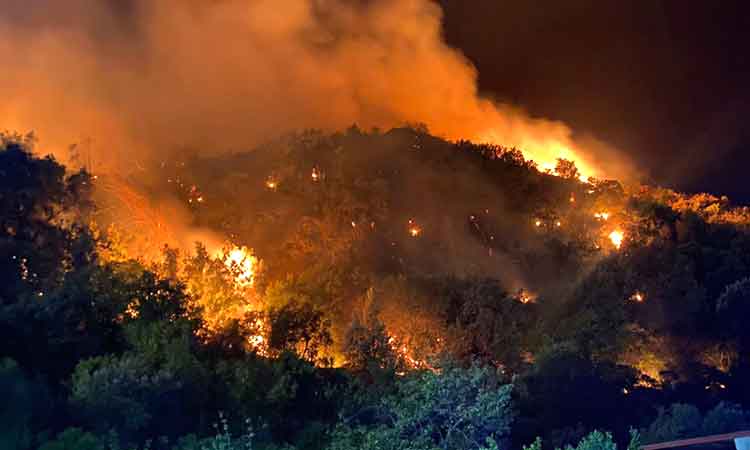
[609,230,624,249]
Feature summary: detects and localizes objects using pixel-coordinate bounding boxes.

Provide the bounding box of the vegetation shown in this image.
[5,127,750,449]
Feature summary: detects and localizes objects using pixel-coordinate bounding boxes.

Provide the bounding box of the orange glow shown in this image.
[594,212,610,220]
[388,335,435,373]
[265,176,278,190]
[245,315,269,356]
[630,291,645,303]
[214,245,258,288]
[408,219,422,237]
[528,155,598,183]
[517,289,537,304]
[609,230,624,249]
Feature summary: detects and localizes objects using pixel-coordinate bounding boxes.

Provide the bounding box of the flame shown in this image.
[265,176,278,190]
[609,230,624,249]
[245,315,269,356]
[214,245,258,288]
[408,219,422,237]
[516,149,597,183]
[534,219,542,227]
[93,175,177,260]
[594,212,610,220]
[630,291,645,303]
[311,167,321,182]
[388,335,434,373]
[516,289,536,304]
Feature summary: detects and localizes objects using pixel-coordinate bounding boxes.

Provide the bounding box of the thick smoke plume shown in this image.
[0,0,631,179]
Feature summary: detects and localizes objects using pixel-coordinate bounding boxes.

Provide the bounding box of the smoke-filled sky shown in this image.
[440,0,750,201]
[0,0,630,180]
[1,0,748,199]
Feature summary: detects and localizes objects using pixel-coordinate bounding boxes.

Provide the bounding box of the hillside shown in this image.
[4,128,750,450]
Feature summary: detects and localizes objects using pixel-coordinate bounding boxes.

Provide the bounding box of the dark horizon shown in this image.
[441,0,750,202]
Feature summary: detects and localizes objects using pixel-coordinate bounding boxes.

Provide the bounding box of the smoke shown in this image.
[0,0,632,179]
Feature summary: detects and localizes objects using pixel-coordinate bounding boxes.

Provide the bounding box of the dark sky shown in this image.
[440,0,750,201]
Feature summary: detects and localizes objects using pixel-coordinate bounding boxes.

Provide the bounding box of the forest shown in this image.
[4,127,750,450]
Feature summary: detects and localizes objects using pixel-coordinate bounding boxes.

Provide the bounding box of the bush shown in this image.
[38,428,105,450]
[327,363,513,450]
[642,404,702,444]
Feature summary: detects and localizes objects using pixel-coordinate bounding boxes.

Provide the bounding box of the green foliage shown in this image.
[267,301,333,364]
[641,404,703,444]
[522,430,640,450]
[71,354,174,436]
[702,402,750,435]
[171,415,255,450]
[433,277,538,370]
[564,431,617,450]
[642,402,750,444]
[327,363,513,450]
[12,128,750,450]
[0,358,35,450]
[38,428,106,450]
[0,132,93,302]
[342,293,399,377]
[180,243,247,330]
[70,345,207,444]
[717,277,750,346]
[522,437,542,450]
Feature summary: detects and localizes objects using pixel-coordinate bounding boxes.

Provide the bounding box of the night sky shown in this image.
[441,0,750,202]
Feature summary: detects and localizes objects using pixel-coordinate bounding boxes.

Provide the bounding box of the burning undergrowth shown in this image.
[84,125,730,373]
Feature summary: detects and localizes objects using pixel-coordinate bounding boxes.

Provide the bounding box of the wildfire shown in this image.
[534,219,542,227]
[536,159,593,183]
[215,245,258,288]
[311,167,321,182]
[265,176,278,190]
[245,315,269,356]
[630,291,645,303]
[94,175,177,259]
[517,290,536,304]
[187,185,204,204]
[408,219,422,237]
[594,212,610,220]
[388,335,434,373]
[609,230,624,249]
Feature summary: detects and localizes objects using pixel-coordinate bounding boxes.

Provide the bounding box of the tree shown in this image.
[267,300,333,364]
[38,428,105,450]
[515,345,637,449]
[70,352,203,446]
[555,159,581,180]
[342,311,398,376]
[717,277,750,349]
[327,363,514,450]
[180,243,250,331]
[0,132,93,303]
[0,358,50,450]
[701,402,749,435]
[641,404,703,444]
[641,402,750,444]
